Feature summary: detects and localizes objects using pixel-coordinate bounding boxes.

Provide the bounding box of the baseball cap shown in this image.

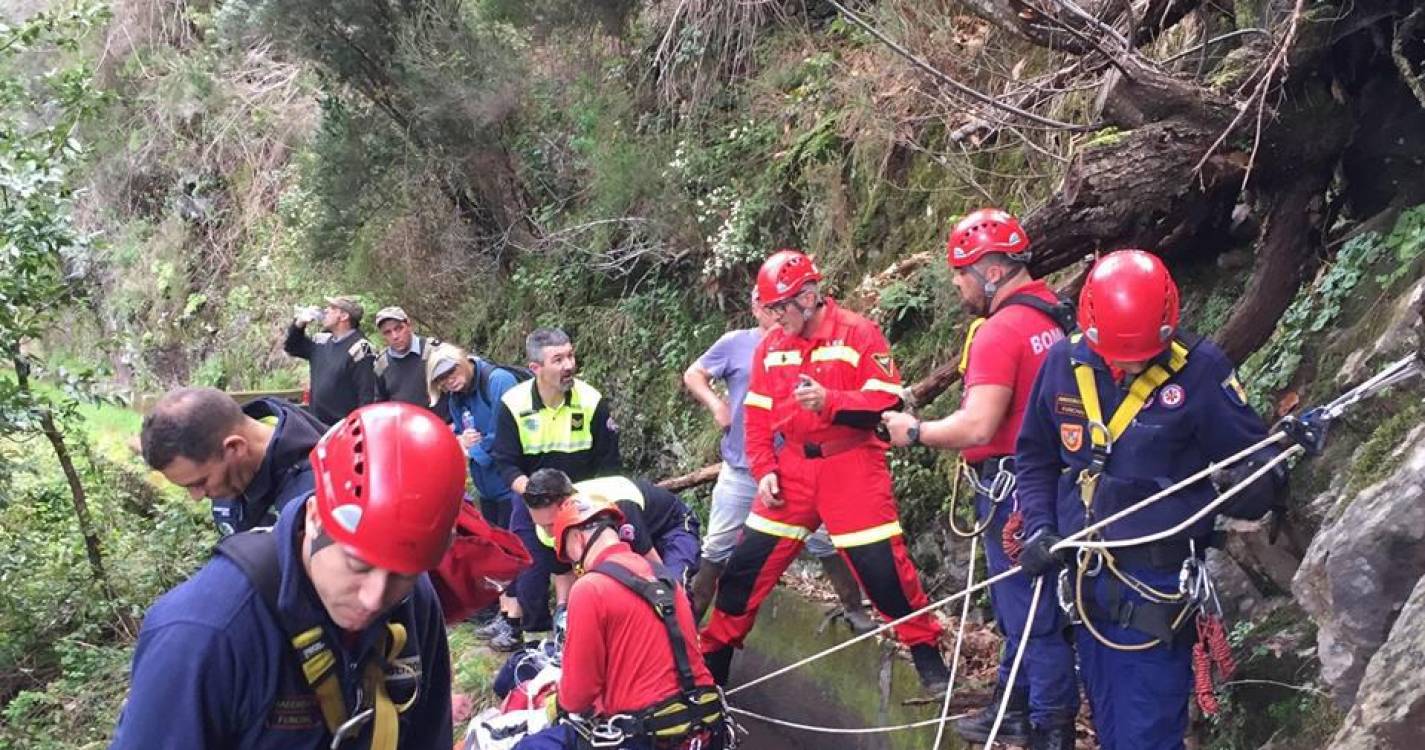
[324,296,364,326]
[374,306,409,327]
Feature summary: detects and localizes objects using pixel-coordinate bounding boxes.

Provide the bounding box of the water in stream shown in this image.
[727,587,966,750]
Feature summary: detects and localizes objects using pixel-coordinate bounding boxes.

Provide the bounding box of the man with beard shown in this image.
[881,208,1078,749]
[283,296,378,424]
[140,387,328,536]
[487,327,622,650]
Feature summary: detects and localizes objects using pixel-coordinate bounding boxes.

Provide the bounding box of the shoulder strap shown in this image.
[215,531,350,736]
[1001,292,1076,334]
[1073,339,1191,469]
[591,560,697,694]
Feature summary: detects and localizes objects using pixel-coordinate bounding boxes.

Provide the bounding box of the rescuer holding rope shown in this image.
[1014,250,1288,750]
[700,248,950,693]
[881,208,1078,748]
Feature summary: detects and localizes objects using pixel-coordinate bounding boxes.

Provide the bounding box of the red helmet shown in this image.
[551,494,624,564]
[756,249,823,305]
[1077,250,1181,362]
[311,402,465,574]
[946,208,1031,269]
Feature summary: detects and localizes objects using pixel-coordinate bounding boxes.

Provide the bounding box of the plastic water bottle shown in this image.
[462,410,475,432]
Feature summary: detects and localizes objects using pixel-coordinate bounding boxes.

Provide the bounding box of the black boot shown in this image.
[909,644,951,694]
[819,554,878,634]
[704,646,735,686]
[1029,719,1076,750]
[954,682,1030,745]
[690,559,724,623]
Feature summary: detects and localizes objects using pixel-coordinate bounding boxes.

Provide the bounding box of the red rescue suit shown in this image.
[701,298,942,653]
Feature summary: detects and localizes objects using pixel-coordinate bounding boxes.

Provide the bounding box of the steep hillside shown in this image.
[2,0,1424,747]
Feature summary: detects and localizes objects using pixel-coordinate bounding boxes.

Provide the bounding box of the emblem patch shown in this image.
[618,523,637,542]
[1159,384,1186,409]
[571,413,585,431]
[1054,394,1086,419]
[267,695,323,730]
[523,417,540,432]
[873,353,895,376]
[1061,423,1084,452]
[1222,372,1249,407]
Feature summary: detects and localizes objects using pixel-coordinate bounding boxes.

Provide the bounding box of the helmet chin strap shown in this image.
[966,266,998,310]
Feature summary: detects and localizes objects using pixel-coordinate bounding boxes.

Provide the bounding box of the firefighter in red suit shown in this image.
[700,249,950,691]
[515,496,733,750]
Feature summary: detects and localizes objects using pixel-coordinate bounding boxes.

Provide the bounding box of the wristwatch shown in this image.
[907,421,922,446]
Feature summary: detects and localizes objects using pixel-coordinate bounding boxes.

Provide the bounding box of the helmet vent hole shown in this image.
[353,459,364,475]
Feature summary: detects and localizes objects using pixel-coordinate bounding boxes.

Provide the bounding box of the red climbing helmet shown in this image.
[756,249,823,305]
[552,494,625,564]
[946,208,1031,269]
[311,402,466,574]
[1078,249,1181,362]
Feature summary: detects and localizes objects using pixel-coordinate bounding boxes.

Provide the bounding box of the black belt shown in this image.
[1107,533,1218,571]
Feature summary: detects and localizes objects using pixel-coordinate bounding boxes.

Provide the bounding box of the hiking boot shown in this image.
[474,614,516,642]
[909,644,951,694]
[1029,720,1076,750]
[488,622,526,653]
[955,682,1030,745]
[691,559,725,623]
[819,554,878,635]
[704,646,735,686]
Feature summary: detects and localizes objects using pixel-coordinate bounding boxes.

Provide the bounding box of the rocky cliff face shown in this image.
[1291,287,1425,747]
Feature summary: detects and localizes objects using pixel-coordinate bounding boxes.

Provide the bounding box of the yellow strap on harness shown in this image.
[1072,340,1188,449]
[293,622,408,748]
[957,318,987,375]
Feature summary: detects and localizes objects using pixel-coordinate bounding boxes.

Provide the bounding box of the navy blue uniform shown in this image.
[110,498,453,750]
[210,398,325,536]
[537,477,702,586]
[1016,333,1278,750]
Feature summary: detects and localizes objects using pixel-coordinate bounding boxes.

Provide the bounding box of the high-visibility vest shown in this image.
[501,378,603,456]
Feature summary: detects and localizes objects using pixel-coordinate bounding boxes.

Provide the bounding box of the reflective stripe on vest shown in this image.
[501,379,602,456]
[810,345,860,367]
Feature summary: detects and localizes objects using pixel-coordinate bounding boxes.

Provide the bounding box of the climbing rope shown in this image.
[726,706,973,734]
[932,534,978,750]
[985,576,1044,748]
[721,354,1421,736]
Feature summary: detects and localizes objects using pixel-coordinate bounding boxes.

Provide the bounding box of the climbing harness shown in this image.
[217,529,420,750]
[719,353,1421,738]
[562,560,737,750]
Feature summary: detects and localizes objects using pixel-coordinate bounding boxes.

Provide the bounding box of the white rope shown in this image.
[932,533,978,750]
[986,576,1044,748]
[727,433,1279,697]
[727,706,973,735]
[1060,439,1301,552]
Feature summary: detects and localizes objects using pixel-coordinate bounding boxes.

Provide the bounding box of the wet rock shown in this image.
[1293,427,1425,709]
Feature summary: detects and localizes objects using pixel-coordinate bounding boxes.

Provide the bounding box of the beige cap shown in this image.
[374,306,409,327]
[324,296,364,326]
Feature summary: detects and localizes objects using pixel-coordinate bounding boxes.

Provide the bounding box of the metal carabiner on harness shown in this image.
[329,708,375,750]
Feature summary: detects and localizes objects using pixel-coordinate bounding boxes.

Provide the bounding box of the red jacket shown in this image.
[743,298,903,481]
[558,544,713,715]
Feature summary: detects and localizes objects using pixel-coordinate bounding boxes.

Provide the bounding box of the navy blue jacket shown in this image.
[1016,333,1277,545]
[210,398,326,536]
[446,357,521,503]
[109,499,453,750]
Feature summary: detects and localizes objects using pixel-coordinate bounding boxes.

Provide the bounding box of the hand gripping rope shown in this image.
[723,354,1421,739]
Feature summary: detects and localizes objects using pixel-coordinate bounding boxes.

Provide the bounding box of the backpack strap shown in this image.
[1001,292,1076,334]
[215,531,351,739]
[590,560,698,695]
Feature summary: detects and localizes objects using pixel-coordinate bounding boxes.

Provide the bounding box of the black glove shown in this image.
[1213,453,1290,521]
[1018,529,1067,577]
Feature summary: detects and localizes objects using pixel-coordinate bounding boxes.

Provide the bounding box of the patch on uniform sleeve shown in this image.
[1060,423,1084,452]
[1222,372,1249,407]
[1054,394,1086,419]
[872,353,895,376]
[348,339,372,362]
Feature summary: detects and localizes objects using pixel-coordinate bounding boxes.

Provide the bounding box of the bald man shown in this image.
[140,388,328,535]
